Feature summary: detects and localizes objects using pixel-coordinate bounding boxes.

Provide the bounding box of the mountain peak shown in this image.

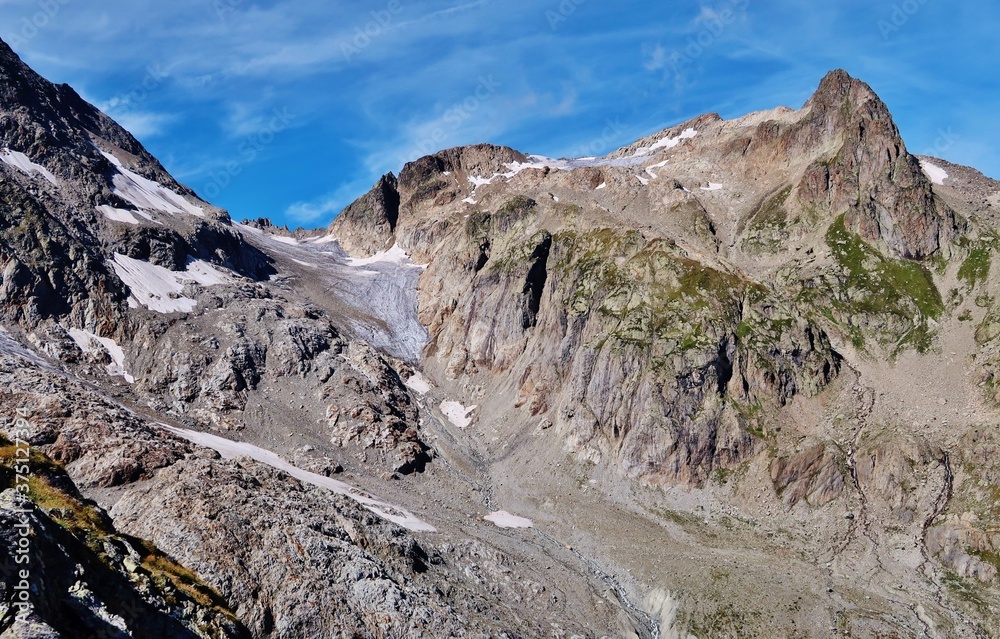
[805,68,885,115]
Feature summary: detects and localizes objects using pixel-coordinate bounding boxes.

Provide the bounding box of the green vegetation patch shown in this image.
[552,229,745,351]
[0,436,238,622]
[958,241,994,288]
[798,214,944,353]
[741,186,793,254]
[825,215,943,319]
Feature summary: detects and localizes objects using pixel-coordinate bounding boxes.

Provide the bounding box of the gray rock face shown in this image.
[327,173,400,256]
[795,69,956,259]
[0,439,249,639]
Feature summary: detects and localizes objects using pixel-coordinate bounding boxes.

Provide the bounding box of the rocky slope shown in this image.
[0,33,998,639]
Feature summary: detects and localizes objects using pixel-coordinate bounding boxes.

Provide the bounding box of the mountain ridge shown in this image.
[0,38,998,638]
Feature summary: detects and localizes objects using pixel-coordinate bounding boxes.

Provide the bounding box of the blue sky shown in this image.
[2,0,997,228]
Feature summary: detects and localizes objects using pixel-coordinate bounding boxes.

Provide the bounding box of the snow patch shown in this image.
[484,511,533,529]
[920,159,948,185]
[468,175,494,188]
[638,127,698,155]
[700,182,723,191]
[162,426,436,533]
[0,149,58,185]
[97,205,141,225]
[405,371,433,395]
[270,235,300,245]
[111,254,231,314]
[440,401,477,429]
[645,160,670,180]
[100,151,205,218]
[463,128,697,188]
[66,328,134,383]
[596,182,607,190]
[462,197,477,205]
[344,244,427,270]
[185,259,231,286]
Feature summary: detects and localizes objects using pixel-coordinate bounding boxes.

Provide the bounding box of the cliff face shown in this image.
[395,189,841,484]
[794,69,956,259]
[328,70,955,486]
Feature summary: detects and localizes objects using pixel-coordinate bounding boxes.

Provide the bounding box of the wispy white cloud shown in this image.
[284,177,377,226]
[1,0,996,224]
[107,111,177,138]
[643,43,667,72]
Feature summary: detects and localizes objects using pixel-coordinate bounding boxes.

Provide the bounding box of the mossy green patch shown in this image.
[741,186,793,254]
[0,436,239,623]
[958,244,993,288]
[800,214,944,353]
[552,229,744,351]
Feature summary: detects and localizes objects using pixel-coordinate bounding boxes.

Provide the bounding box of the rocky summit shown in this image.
[0,35,997,639]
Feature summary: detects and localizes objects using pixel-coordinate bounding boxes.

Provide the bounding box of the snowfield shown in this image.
[0,148,58,185]
[111,253,231,314]
[66,327,134,383]
[162,425,437,533]
[440,401,477,429]
[920,159,949,185]
[484,511,534,529]
[100,150,205,218]
[97,205,157,225]
[404,371,433,395]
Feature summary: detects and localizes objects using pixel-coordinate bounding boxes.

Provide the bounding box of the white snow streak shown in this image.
[465,129,697,189]
[920,159,949,185]
[66,328,134,383]
[0,149,58,185]
[100,151,205,218]
[440,401,477,429]
[700,182,723,191]
[638,127,698,155]
[645,160,670,180]
[484,511,534,529]
[162,426,437,533]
